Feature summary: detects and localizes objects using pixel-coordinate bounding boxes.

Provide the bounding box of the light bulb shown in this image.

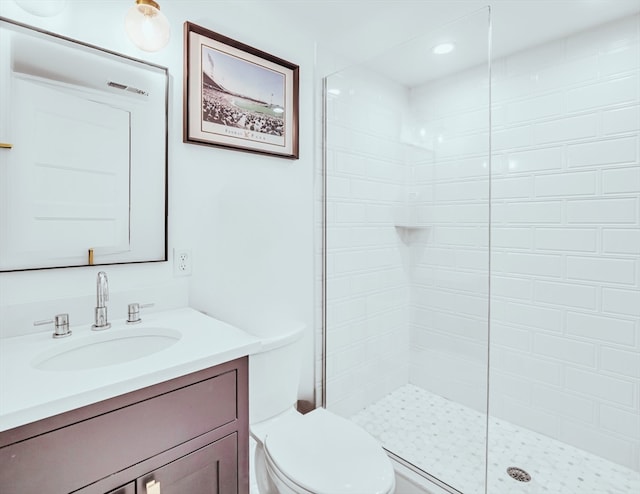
[124,0,170,52]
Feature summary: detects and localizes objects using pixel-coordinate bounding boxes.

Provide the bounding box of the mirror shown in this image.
[0,18,168,272]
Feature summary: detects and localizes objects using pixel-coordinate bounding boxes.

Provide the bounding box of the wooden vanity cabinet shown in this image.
[0,357,249,494]
[135,432,238,493]
[106,483,136,494]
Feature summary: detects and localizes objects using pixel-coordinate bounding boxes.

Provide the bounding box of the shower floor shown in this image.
[351,384,639,494]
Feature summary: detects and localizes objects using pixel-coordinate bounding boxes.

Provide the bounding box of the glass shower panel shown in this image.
[487,11,640,494]
[324,8,491,494]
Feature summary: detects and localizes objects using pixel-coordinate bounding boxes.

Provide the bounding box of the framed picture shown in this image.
[183,22,299,159]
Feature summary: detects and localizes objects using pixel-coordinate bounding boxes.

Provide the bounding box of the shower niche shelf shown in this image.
[394,224,430,244]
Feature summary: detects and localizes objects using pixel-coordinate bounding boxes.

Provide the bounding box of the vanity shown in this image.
[0,16,261,493]
[0,308,261,493]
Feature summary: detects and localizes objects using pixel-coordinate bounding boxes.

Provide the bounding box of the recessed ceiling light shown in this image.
[433,42,455,55]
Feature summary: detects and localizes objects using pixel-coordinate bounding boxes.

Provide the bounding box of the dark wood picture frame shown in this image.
[183,21,299,159]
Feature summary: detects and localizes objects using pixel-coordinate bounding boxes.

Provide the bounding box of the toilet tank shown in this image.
[249,324,305,424]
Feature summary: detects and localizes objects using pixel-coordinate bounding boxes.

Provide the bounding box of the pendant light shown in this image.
[124,0,170,52]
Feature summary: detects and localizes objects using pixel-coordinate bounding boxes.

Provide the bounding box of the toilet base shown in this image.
[254,439,276,494]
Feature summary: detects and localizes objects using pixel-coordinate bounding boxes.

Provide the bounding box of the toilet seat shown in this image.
[263,408,395,494]
[264,451,314,494]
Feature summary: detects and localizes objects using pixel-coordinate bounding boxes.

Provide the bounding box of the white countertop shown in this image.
[0,307,261,432]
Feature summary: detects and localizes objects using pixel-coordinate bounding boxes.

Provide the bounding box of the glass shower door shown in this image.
[323,8,491,493]
[486,11,640,494]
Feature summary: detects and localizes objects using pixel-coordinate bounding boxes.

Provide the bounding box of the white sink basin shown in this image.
[32,327,182,371]
[1,307,262,432]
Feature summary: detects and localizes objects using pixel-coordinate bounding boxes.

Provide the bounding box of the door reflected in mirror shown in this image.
[0,18,168,271]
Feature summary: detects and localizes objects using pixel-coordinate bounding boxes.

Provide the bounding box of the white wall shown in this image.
[0,1,317,403]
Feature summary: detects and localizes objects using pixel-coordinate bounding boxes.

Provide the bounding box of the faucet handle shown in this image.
[127,302,154,324]
[34,313,72,339]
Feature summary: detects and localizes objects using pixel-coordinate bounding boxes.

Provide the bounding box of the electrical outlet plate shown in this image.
[173,248,192,277]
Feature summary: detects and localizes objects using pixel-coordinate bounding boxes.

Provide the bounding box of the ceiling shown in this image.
[4,1,639,86]
[256,0,640,86]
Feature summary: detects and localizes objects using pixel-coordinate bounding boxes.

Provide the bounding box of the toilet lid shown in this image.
[264,408,394,494]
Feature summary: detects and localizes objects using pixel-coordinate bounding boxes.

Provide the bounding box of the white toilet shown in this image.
[249,325,396,494]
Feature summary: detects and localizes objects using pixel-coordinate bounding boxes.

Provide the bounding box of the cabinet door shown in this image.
[137,433,238,494]
[106,482,135,494]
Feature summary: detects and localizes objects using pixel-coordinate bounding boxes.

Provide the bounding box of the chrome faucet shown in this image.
[92,271,111,330]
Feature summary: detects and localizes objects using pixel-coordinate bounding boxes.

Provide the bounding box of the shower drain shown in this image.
[507,467,532,482]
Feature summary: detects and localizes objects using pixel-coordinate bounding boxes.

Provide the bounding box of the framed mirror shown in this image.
[0,17,168,272]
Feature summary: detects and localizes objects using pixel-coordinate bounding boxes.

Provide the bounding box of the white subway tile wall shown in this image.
[406,43,491,417]
[488,14,640,471]
[322,11,639,481]
[324,67,412,417]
